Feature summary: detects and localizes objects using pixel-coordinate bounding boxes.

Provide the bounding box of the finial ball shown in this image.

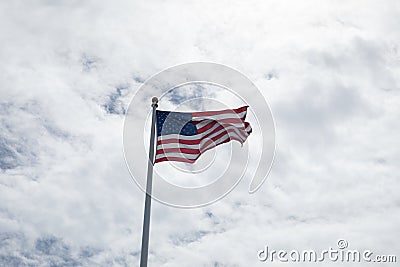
[152,97,158,104]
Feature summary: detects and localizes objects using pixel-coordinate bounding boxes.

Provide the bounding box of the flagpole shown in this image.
[140,96,158,267]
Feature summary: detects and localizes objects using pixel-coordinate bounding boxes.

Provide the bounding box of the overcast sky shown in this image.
[1,1,400,266]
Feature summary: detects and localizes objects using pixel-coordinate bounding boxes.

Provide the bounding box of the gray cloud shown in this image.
[1,0,399,266]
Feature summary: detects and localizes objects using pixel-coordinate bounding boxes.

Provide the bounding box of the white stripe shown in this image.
[155,152,199,160]
[192,110,247,121]
[197,121,246,133]
[156,142,199,150]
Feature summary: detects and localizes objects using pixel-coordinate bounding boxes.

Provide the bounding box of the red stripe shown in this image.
[192,117,245,125]
[192,106,248,117]
[217,118,245,124]
[158,137,201,146]
[155,157,197,163]
[192,112,247,125]
[156,147,200,155]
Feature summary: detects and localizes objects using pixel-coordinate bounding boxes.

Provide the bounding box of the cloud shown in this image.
[0,0,400,266]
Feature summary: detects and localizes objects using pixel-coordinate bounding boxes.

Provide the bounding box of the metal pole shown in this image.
[140,97,158,267]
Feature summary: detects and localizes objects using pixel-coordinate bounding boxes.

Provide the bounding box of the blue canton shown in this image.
[156,111,198,136]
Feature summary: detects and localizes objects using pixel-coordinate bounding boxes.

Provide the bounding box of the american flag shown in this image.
[155,106,252,163]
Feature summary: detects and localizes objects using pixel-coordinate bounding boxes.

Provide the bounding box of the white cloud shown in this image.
[0,0,399,266]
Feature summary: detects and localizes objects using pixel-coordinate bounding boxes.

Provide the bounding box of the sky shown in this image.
[1,0,400,266]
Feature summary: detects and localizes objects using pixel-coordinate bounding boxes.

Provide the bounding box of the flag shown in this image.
[155,106,252,163]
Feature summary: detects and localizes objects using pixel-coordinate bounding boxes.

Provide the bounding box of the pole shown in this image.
[140,96,158,267]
